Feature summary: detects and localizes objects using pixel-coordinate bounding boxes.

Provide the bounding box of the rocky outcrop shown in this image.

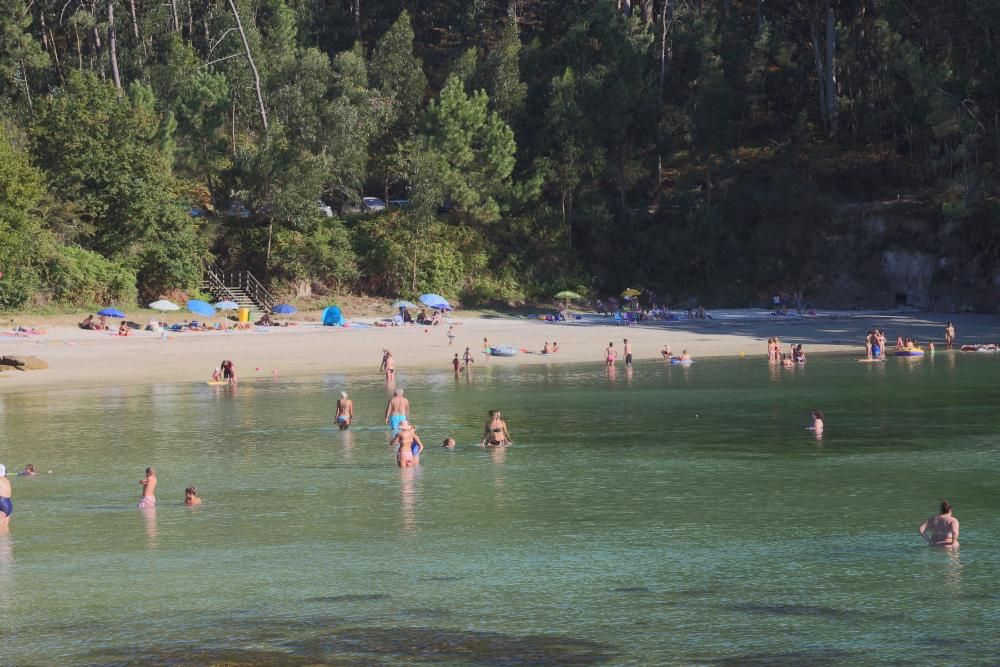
[0,355,49,371]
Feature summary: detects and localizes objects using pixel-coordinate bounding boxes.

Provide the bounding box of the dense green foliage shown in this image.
[0,0,997,308]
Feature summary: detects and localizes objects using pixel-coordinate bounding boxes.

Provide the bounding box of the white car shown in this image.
[362,197,386,212]
[318,202,334,217]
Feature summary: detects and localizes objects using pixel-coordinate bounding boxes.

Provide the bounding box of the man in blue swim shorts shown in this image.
[384,388,410,434]
[0,464,13,528]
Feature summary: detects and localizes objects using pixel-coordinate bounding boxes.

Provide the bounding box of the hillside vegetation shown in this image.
[0,0,997,309]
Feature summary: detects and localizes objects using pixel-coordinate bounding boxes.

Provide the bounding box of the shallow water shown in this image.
[1,353,999,665]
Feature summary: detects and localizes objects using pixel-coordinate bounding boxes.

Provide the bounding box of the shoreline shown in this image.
[2,310,998,394]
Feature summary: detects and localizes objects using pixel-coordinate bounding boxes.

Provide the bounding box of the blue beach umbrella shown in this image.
[273,303,297,315]
[419,293,450,309]
[214,300,240,311]
[98,307,125,318]
[186,299,216,317]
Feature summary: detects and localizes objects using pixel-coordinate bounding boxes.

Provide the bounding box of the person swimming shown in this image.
[442,438,456,449]
[18,464,36,476]
[919,500,959,547]
[184,486,203,506]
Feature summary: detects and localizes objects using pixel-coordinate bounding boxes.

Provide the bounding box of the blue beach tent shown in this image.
[322,306,345,326]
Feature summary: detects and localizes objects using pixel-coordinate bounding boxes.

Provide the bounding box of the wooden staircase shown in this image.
[202,267,275,321]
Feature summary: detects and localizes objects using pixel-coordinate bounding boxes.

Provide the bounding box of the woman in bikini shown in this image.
[481,410,512,447]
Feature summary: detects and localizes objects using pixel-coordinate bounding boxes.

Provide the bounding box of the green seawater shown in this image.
[1,354,999,665]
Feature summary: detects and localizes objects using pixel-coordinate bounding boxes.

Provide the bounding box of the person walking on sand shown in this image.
[945,321,955,350]
[335,391,354,429]
[385,388,410,434]
[138,467,157,509]
[919,501,960,547]
[605,342,617,368]
[0,464,12,529]
[623,338,633,367]
[447,325,455,346]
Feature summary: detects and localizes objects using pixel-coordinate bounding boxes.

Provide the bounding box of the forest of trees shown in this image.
[0,0,997,309]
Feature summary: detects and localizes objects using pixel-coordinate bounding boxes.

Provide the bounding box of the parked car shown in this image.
[318,202,334,217]
[388,199,411,209]
[362,197,386,212]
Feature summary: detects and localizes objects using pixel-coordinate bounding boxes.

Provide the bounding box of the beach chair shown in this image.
[392,315,403,327]
[625,312,636,326]
[613,312,624,325]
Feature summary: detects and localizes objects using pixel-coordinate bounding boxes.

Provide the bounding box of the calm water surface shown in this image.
[1,354,998,665]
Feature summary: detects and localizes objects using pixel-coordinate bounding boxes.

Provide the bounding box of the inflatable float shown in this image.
[489,346,518,357]
[894,349,924,357]
[670,358,694,365]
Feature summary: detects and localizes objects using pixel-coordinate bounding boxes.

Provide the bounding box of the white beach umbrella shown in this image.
[149,300,181,311]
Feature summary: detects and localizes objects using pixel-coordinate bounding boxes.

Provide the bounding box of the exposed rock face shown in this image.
[0,355,49,371]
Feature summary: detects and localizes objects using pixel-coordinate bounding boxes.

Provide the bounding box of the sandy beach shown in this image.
[2,309,999,393]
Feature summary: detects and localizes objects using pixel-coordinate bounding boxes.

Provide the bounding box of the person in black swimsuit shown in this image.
[480,410,512,447]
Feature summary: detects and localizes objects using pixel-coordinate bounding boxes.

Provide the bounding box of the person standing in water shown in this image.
[452,354,461,375]
[605,342,617,367]
[138,467,157,509]
[919,501,960,547]
[393,421,423,467]
[221,360,236,384]
[462,347,475,371]
[0,464,12,529]
[623,338,633,367]
[184,487,203,506]
[481,410,512,446]
[944,321,956,350]
[379,349,389,374]
[385,388,410,434]
[811,410,824,435]
[384,352,396,381]
[335,391,354,429]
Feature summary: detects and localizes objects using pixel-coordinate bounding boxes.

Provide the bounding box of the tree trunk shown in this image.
[227,0,268,131]
[659,0,672,99]
[108,0,122,90]
[824,5,837,137]
[202,0,212,48]
[19,60,33,111]
[171,0,180,32]
[810,19,828,135]
[351,0,361,40]
[266,221,273,267]
[128,0,139,39]
[756,0,764,34]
